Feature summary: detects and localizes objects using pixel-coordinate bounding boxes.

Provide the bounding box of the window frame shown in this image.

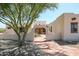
[71,22,78,33]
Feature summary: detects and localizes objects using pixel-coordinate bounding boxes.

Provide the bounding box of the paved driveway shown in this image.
[34,35,79,56]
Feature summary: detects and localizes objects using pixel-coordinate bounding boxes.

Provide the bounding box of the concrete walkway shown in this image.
[34,35,79,56]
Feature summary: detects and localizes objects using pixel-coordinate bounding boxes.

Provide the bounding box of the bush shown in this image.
[0,28,5,33]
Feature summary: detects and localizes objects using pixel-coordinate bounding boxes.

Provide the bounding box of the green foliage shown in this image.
[0,28,5,33]
[0,3,58,34]
[0,3,58,55]
[0,3,58,40]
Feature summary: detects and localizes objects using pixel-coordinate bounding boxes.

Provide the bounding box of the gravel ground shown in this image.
[0,35,79,56]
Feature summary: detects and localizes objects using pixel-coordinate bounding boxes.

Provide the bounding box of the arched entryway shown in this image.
[35,27,46,34]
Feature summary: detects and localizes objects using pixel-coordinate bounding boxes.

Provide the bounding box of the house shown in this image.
[0,21,47,41]
[0,13,79,42]
[46,13,79,42]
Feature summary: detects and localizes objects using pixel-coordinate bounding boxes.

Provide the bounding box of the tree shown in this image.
[0,3,58,55]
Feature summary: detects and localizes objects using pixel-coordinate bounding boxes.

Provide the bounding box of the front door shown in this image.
[35,28,46,34]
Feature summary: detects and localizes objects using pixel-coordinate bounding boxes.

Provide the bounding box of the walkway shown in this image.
[34,35,79,56]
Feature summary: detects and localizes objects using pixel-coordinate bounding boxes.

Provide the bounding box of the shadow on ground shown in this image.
[0,39,68,56]
[53,40,79,45]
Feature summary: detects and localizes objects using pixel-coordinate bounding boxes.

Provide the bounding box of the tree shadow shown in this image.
[0,39,68,56]
[52,40,78,45]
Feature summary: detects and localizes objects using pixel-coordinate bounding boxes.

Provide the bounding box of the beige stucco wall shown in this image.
[46,14,64,40]
[47,13,79,41]
[0,21,46,40]
[0,33,3,39]
[63,13,79,41]
[0,26,34,41]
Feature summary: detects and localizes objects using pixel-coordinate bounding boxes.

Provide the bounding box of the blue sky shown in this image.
[38,3,79,23]
[1,3,79,28]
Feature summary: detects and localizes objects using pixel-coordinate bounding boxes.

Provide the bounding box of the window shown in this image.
[71,22,78,33]
[72,17,76,20]
[49,26,52,32]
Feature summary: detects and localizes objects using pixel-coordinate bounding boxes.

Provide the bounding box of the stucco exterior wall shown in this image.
[0,33,3,39]
[63,13,79,41]
[46,14,64,40]
[47,13,79,41]
[0,27,34,41]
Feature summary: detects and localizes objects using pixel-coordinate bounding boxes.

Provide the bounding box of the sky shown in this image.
[1,3,79,28]
[38,3,79,23]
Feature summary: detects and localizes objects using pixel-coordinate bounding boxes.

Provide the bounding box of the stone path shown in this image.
[34,35,79,56]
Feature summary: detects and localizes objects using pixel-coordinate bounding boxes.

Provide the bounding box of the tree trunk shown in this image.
[17,31,33,55]
[17,35,22,54]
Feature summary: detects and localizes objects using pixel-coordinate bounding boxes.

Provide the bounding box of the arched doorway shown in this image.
[35,27,46,34]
